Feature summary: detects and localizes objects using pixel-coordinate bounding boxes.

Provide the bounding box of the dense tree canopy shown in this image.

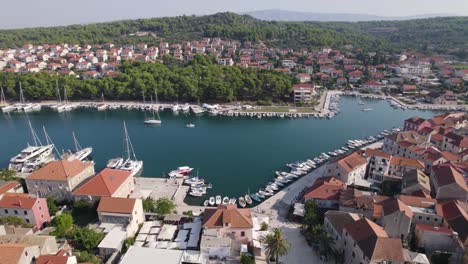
[0,13,465,55]
[0,56,293,103]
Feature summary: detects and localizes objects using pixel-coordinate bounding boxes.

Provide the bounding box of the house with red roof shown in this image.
[304,176,345,208]
[0,194,50,230]
[0,243,40,264]
[97,197,144,236]
[404,116,431,132]
[348,70,363,83]
[436,200,468,246]
[380,198,413,239]
[363,148,392,183]
[202,204,253,243]
[431,163,467,201]
[72,168,134,202]
[342,218,405,264]
[325,152,368,185]
[36,249,77,264]
[400,84,418,94]
[25,160,95,202]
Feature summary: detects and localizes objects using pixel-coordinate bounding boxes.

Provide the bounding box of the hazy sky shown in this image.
[1,0,467,29]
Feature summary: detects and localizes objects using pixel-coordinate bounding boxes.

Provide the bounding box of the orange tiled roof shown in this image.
[304,176,345,200]
[336,152,367,173]
[433,164,467,190]
[390,156,425,170]
[0,243,31,264]
[0,195,37,209]
[381,198,414,218]
[27,160,93,181]
[364,148,391,159]
[97,197,136,214]
[73,168,131,197]
[203,204,253,229]
[0,181,21,196]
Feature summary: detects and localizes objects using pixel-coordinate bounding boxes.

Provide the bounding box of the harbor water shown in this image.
[0,96,440,203]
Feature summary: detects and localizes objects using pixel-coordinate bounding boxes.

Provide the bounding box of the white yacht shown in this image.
[61,132,93,161]
[107,122,143,177]
[186,123,195,128]
[9,122,55,173]
[144,88,162,125]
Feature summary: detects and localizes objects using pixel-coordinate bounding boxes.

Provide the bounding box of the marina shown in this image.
[0,96,442,203]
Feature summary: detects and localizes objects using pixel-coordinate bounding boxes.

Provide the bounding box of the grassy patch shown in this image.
[452,64,468,69]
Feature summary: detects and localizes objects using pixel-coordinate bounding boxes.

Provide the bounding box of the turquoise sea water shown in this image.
[0,96,439,202]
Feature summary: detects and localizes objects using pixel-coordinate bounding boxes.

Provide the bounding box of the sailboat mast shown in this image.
[56,80,61,103]
[43,126,60,156]
[72,132,82,152]
[123,122,131,160]
[29,121,42,146]
[19,82,24,104]
[0,86,5,105]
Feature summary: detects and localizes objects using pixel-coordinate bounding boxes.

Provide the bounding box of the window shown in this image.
[41,214,44,219]
[4,209,8,214]
[24,211,27,215]
[418,216,422,220]
[26,219,30,223]
[14,210,18,215]
[352,252,355,258]
[39,206,42,211]
[241,231,245,237]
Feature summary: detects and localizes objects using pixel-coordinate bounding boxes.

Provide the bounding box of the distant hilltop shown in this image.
[242,9,459,22]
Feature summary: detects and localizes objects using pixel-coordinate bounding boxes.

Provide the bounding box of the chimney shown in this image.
[18,200,22,207]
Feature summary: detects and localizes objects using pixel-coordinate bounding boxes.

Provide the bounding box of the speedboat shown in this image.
[209,197,215,206]
[245,195,253,205]
[238,197,246,207]
[189,190,204,197]
[256,192,265,199]
[170,166,193,176]
[186,123,195,128]
[215,195,222,205]
[203,200,209,206]
[222,197,229,205]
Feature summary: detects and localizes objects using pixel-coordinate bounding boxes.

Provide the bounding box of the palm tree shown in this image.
[261,228,290,264]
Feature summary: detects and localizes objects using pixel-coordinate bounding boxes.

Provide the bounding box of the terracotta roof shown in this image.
[390,156,425,170]
[336,152,367,173]
[0,243,31,264]
[440,151,461,162]
[36,250,70,264]
[304,176,345,200]
[435,200,468,242]
[73,168,131,197]
[398,195,436,209]
[371,238,405,262]
[339,188,374,210]
[364,148,391,159]
[433,164,467,190]
[202,204,253,229]
[381,198,414,218]
[344,218,389,260]
[405,116,425,125]
[324,211,362,232]
[387,131,426,145]
[0,195,38,209]
[415,223,453,235]
[27,160,93,181]
[0,181,21,196]
[97,197,136,214]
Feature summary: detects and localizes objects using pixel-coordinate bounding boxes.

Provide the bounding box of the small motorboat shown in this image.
[186,123,195,128]
[238,197,246,207]
[222,196,229,205]
[209,197,215,206]
[203,200,209,207]
[256,192,265,199]
[245,194,253,205]
[250,193,261,202]
[215,195,222,205]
